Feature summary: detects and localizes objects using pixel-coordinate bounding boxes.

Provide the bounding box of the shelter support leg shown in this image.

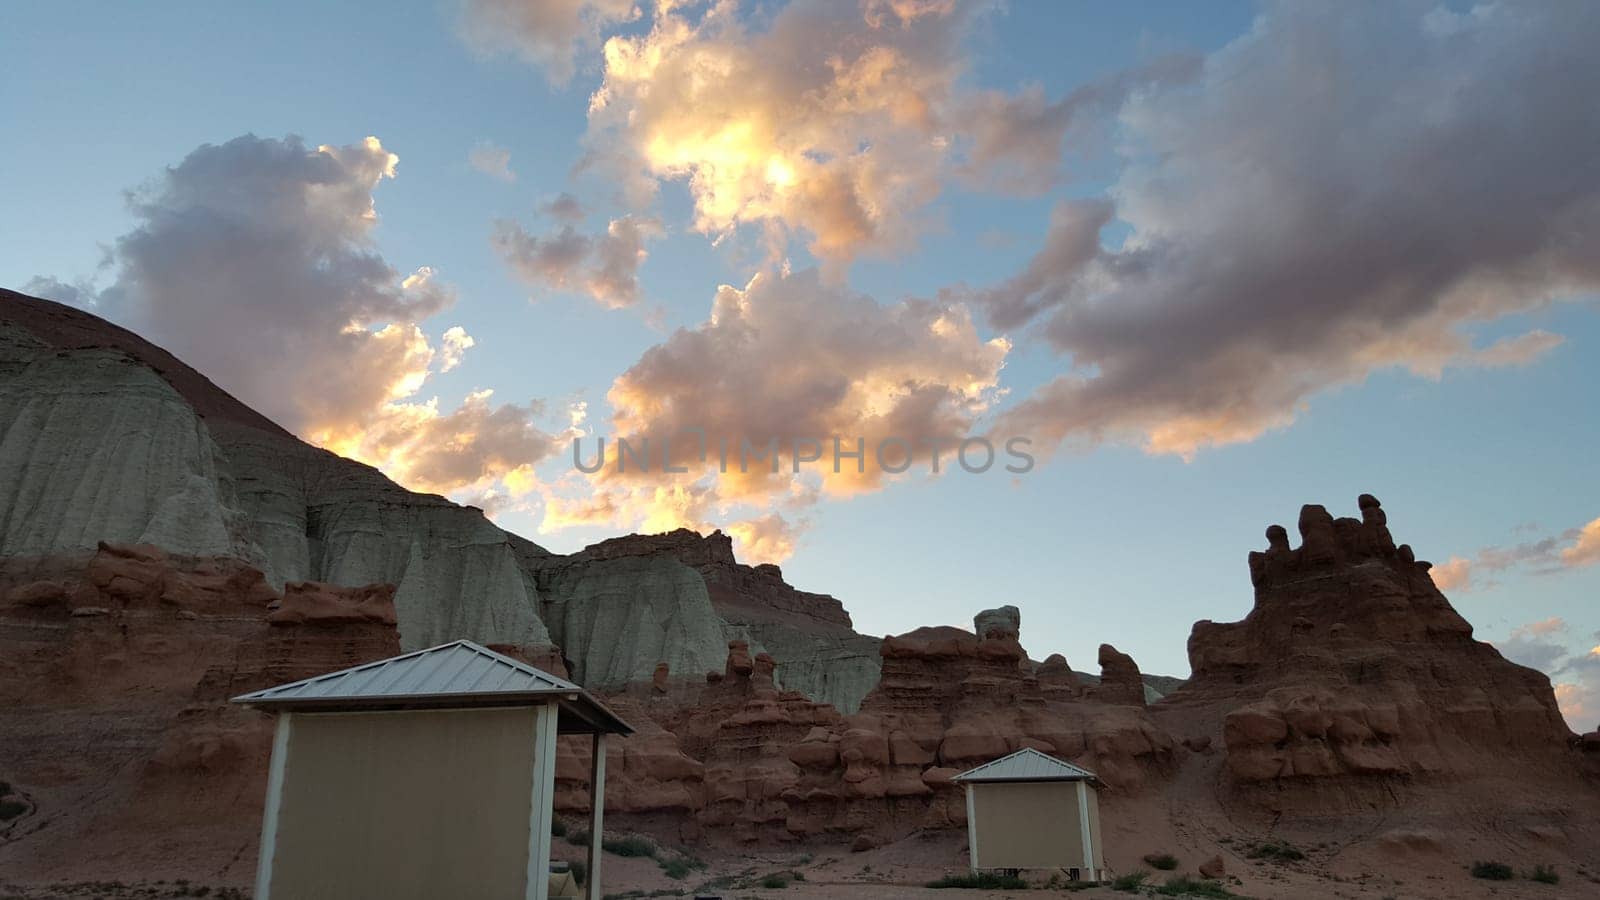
[585,732,607,900]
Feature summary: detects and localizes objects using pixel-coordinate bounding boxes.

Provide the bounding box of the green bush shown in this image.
[760,873,791,889]
[565,827,590,847]
[1112,870,1149,891]
[0,799,27,821]
[660,858,693,880]
[603,834,657,858]
[1144,853,1180,870]
[1528,864,1559,884]
[1470,861,1513,880]
[926,872,1029,889]
[1155,875,1235,897]
[550,818,568,838]
[1248,841,1305,861]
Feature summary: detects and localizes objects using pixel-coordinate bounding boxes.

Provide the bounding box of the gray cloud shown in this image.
[958,54,1201,193]
[539,192,586,222]
[982,2,1600,458]
[37,133,557,497]
[492,214,660,308]
[468,141,516,182]
[457,0,639,86]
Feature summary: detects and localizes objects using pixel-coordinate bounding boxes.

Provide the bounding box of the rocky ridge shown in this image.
[0,290,880,710]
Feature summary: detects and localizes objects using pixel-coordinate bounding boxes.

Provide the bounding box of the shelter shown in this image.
[233,640,631,900]
[952,748,1104,881]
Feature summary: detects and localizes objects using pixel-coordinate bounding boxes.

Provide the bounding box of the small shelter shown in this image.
[233,640,631,900]
[952,748,1104,881]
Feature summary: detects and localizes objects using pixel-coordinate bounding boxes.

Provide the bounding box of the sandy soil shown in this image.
[6,826,1597,899]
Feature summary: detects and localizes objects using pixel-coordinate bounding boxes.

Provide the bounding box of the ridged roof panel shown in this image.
[952,747,1098,783]
[232,639,581,705]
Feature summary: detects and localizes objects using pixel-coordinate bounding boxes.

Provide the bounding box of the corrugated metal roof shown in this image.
[951,747,1097,783]
[231,640,631,734]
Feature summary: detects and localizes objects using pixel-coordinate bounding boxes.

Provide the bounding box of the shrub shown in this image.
[568,860,586,885]
[1248,841,1305,861]
[1112,870,1149,891]
[603,834,658,858]
[1470,861,1514,880]
[760,873,790,889]
[660,858,693,880]
[1144,853,1180,871]
[1528,864,1559,884]
[1155,875,1235,897]
[0,799,27,821]
[550,818,568,838]
[926,872,1029,889]
[565,827,590,847]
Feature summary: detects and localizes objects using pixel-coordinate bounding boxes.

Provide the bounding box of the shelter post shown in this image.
[585,732,607,900]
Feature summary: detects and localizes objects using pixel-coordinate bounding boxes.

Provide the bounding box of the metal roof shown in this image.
[951,747,1097,783]
[231,640,632,735]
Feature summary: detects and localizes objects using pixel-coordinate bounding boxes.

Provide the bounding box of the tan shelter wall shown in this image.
[267,707,538,900]
[1084,783,1104,869]
[970,781,1095,870]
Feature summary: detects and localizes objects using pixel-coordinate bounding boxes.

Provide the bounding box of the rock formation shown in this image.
[0,542,400,881]
[5,286,1596,889]
[0,290,880,709]
[1163,495,1578,807]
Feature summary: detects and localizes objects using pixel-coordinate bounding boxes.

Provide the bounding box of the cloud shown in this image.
[1496,619,1570,675]
[540,192,586,222]
[20,275,99,309]
[1556,650,1600,729]
[982,2,1600,459]
[1433,518,1599,590]
[724,512,805,563]
[540,266,1008,558]
[493,214,661,308]
[958,55,1200,193]
[439,325,475,372]
[315,388,556,498]
[468,141,516,181]
[1430,556,1472,592]
[1559,517,1600,569]
[575,0,1180,268]
[1489,617,1599,731]
[457,0,640,86]
[54,133,559,498]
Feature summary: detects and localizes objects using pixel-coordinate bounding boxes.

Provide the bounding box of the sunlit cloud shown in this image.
[1430,556,1472,592]
[1559,517,1600,569]
[539,265,1008,559]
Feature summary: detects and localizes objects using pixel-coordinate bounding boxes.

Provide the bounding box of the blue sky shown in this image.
[3,1,1597,725]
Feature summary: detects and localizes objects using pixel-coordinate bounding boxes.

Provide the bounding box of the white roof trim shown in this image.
[951,747,1098,783]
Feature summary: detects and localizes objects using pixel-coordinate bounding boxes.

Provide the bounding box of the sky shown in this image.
[2,0,1597,728]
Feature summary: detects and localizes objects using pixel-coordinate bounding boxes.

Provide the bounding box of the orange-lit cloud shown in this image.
[1559,517,1600,569]
[539,265,1008,559]
[579,0,1186,268]
[1430,556,1472,592]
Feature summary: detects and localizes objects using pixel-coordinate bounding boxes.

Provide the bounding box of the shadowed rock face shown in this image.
[0,543,400,882]
[1174,495,1573,791]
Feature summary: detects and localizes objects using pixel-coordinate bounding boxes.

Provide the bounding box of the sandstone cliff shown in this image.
[0,290,882,708]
